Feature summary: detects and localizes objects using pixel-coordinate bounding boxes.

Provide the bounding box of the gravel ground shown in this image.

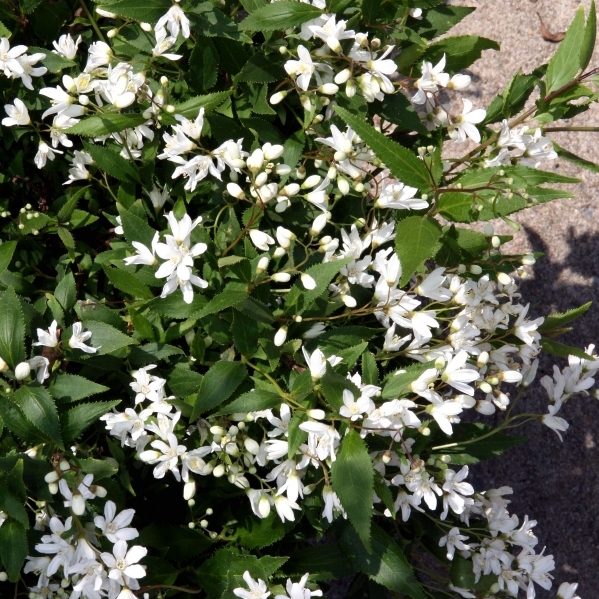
[446,1,599,596]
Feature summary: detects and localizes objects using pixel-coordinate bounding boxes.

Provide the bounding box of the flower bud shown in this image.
[522,254,536,266]
[311,213,328,236]
[141,22,152,31]
[48,482,59,494]
[78,95,89,106]
[107,28,118,38]
[469,264,482,275]
[341,294,357,308]
[212,464,226,478]
[254,172,268,187]
[247,149,264,172]
[483,223,494,236]
[59,460,70,472]
[188,522,196,529]
[263,143,284,161]
[0,572,7,582]
[273,247,287,258]
[478,381,493,394]
[301,273,317,290]
[0,357,8,372]
[96,8,117,17]
[345,80,357,97]
[307,409,325,420]
[499,370,522,383]
[244,438,260,455]
[15,361,31,380]
[337,177,350,195]
[491,235,501,248]
[271,272,291,282]
[274,326,288,347]
[256,256,269,274]
[44,470,59,483]
[227,182,245,199]
[300,96,313,112]
[334,69,352,84]
[302,175,322,189]
[184,480,196,500]
[477,351,489,367]
[270,90,288,105]
[293,315,302,322]
[72,492,86,515]
[497,272,512,285]
[318,83,339,95]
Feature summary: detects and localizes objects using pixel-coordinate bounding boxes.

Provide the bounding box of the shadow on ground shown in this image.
[472,225,599,598]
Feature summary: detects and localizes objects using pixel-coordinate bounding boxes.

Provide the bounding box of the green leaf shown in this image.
[552,140,599,173]
[0,21,11,37]
[189,38,219,92]
[79,457,118,480]
[14,384,63,448]
[418,35,499,72]
[231,310,259,357]
[362,352,379,386]
[287,412,308,458]
[49,374,109,404]
[375,93,429,135]
[0,521,28,582]
[129,343,184,365]
[239,1,323,31]
[117,206,157,250]
[334,105,431,190]
[237,52,286,83]
[234,511,289,549]
[234,297,275,324]
[83,142,141,184]
[174,91,232,118]
[0,241,17,279]
[539,301,592,333]
[331,430,374,552]
[195,287,248,319]
[0,395,47,444]
[546,6,586,93]
[436,191,476,223]
[285,544,356,581]
[485,72,538,123]
[191,361,247,419]
[81,321,138,355]
[65,113,148,136]
[105,0,172,22]
[55,272,76,312]
[580,1,596,71]
[540,338,594,361]
[337,522,427,599]
[0,287,26,369]
[138,523,213,561]
[395,216,443,286]
[382,361,436,400]
[213,389,281,416]
[213,38,250,75]
[0,484,29,529]
[7,459,26,503]
[61,400,121,442]
[417,5,475,40]
[104,266,154,300]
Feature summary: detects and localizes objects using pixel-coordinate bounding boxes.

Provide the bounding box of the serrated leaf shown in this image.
[189,37,219,92]
[395,216,443,286]
[195,287,248,319]
[117,205,157,249]
[213,38,250,75]
[287,412,308,458]
[82,321,138,355]
[362,352,379,386]
[546,6,586,93]
[61,400,121,442]
[418,35,499,72]
[79,457,118,480]
[0,521,28,582]
[239,1,323,31]
[285,544,355,581]
[0,287,26,368]
[0,484,29,529]
[14,384,63,448]
[539,301,592,333]
[49,374,109,403]
[237,52,285,83]
[338,522,427,599]
[174,91,232,118]
[0,395,48,444]
[104,0,172,22]
[331,430,374,551]
[232,310,259,357]
[436,191,476,222]
[382,361,436,400]
[0,240,17,279]
[191,361,247,419]
[540,338,594,361]
[55,272,76,312]
[138,523,213,561]
[580,1,596,71]
[553,140,599,173]
[234,511,289,549]
[66,113,148,136]
[104,266,154,299]
[213,389,282,416]
[417,5,475,40]
[334,105,431,190]
[234,297,275,324]
[375,92,429,135]
[129,343,184,365]
[83,142,141,184]
[337,341,369,371]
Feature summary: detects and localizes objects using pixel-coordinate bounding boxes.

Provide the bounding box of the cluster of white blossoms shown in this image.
[24,495,147,599]
[0,320,98,384]
[233,571,322,599]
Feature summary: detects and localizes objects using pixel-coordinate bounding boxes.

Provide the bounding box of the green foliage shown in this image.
[0,287,25,369]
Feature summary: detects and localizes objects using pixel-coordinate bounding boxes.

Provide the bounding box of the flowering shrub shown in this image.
[0,0,597,598]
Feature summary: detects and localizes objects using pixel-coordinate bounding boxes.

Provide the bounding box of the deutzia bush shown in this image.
[0,0,597,598]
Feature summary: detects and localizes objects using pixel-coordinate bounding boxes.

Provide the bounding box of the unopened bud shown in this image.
[0,357,8,372]
[318,83,339,95]
[78,95,89,106]
[497,272,512,285]
[522,254,536,266]
[59,459,70,472]
[15,361,31,380]
[274,326,288,347]
[483,223,494,236]
[256,256,269,274]
[382,450,392,464]
[271,272,291,282]
[270,90,288,105]
[491,235,501,248]
[107,28,118,38]
[345,80,357,97]
[227,182,245,199]
[141,22,153,32]
[469,265,482,275]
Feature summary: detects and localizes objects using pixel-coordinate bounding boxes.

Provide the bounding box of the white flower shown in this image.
[338,389,371,421]
[100,540,147,585]
[33,320,59,348]
[28,356,50,384]
[35,141,62,169]
[152,27,182,61]
[439,527,470,560]
[273,494,301,522]
[557,582,581,599]
[284,45,317,91]
[2,98,30,126]
[275,573,323,599]
[65,150,93,185]
[124,232,160,266]
[249,229,275,251]
[84,41,113,72]
[156,4,191,39]
[15,53,46,90]
[441,351,479,395]
[541,398,569,441]
[144,184,170,209]
[53,34,81,60]
[94,501,139,543]
[69,322,99,353]
[233,571,270,599]
[449,99,486,143]
[308,15,355,52]
[375,179,428,210]
[0,38,27,77]
[139,432,187,481]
